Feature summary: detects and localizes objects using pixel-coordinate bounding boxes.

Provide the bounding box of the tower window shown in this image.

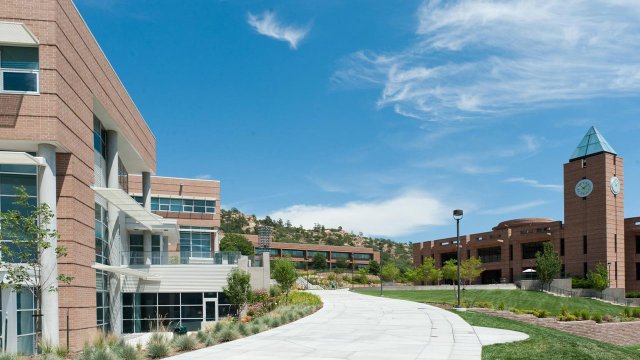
[584,262,588,277]
[582,159,587,168]
[637,263,640,281]
[636,236,640,254]
[583,236,587,254]
[560,238,565,256]
[614,234,617,253]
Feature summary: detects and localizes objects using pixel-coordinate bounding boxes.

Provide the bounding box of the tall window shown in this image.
[636,263,640,281]
[583,235,588,254]
[353,253,373,260]
[521,242,545,259]
[636,236,640,254]
[560,238,565,256]
[129,235,144,265]
[441,252,457,264]
[16,289,36,355]
[0,165,37,262]
[0,46,39,93]
[149,197,216,214]
[180,227,212,263]
[95,203,110,332]
[509,244,513,260]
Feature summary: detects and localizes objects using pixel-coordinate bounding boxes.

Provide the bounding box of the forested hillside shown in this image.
[221,208,414,271]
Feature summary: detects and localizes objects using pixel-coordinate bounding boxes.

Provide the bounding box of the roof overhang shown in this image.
[93,187,177,232]
[0,151,46,166]
[92,263,161,281]
[0,21,39,46]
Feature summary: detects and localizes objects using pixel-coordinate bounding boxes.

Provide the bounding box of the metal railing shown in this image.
[121,251,241,266]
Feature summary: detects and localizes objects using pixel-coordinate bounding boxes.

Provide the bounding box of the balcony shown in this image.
[122,251,241,266]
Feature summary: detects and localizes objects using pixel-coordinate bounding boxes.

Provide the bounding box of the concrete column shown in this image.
[3,290,17,353]
[141,172,152,265]
[142,172,151,211]
[106,131,123,335]
[213,228,220,253]
[37,143,59,346]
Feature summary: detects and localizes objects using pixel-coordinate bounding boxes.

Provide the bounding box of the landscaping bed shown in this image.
[457,311,640,360]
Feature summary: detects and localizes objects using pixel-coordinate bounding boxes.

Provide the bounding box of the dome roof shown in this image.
[493,218,555,230]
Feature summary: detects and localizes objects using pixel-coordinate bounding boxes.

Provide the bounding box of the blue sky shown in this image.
[75,0,640,243]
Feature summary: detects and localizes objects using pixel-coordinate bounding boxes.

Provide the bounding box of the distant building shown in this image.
[233,234,380,270]
[414,127,640,291]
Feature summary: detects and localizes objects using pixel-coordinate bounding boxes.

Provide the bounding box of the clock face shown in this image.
[610,176,621,195]
[575,179,593,198]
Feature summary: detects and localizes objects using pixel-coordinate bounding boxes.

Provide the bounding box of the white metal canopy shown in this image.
[0,21,39,46]
[92,187,177,231]
[92,263,160,281]
[0,151,46,166]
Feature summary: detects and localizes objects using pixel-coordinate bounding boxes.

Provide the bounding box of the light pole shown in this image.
[380,249,383,296]
[453,209,463,308]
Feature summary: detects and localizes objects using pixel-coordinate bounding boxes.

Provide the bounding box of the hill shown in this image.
[221,208,414,271]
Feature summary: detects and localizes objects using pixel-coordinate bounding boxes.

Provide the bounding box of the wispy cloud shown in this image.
[506,177,563,192]
[479,200,547,216]
[195,174,213,180]
[334,0,640,120]
[270,190,459,237]
[247,11,310,49]
[414,134,542,174]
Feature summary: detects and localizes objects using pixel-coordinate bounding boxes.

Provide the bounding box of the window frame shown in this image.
[0,46,40,95]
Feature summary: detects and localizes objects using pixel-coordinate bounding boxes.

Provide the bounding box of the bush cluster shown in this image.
[625,291,640,298]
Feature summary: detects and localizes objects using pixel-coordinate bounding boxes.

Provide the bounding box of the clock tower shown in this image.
[563,127,624,288]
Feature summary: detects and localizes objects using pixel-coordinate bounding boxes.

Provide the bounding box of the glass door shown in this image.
[204,299,217,322]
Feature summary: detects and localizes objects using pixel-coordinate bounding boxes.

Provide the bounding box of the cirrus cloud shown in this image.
[247,11,310,49]
[270,190,458,237]
[333,0,640,120]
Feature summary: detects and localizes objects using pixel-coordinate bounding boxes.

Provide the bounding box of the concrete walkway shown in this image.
[167,290,527,360]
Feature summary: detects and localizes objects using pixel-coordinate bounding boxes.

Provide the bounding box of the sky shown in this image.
[75,0,640,243]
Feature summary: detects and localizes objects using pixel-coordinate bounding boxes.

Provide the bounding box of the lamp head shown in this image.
[453,209,463,220]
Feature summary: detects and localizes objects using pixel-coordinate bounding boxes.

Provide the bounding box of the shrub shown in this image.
[270,285,282,298]
[238,322,250,336]
[626,291,640,298]
[496,302,505,311]
[560,307,570,317]
[146,340,170,359]
[623,307,633,318]
[572,277,592,289]
[172,335,197,352]
[592,313,603,323]
[250,289,270,303]
[147,332,171,359]
[559,314,578,321]
[250,323,262,335]
[247,302,269,317]
[632,308,640,318]
[40,354,64,360]
[214,321,224,332]
[218,328,240,343]
[0,354,18,360]
[475,301,493,309]
[270,316,282,327]
[579,310,590,320]
[533,309,549,318]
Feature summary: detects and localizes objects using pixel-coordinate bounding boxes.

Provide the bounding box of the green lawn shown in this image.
[456,311,640,360]
[354,289,627,316]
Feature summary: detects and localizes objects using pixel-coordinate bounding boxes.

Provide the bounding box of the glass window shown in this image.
[353,253,372,260]
[0,46,38,70]
[478,247,501,263]
[331,252,350,259]
[181,293,202,305]
[282,249,304,257]
[3,72,37,92]
[16,289,35,355]
[522,242,545,260]
[441,252,457,264]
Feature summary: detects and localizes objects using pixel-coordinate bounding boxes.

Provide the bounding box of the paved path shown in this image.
[168,290,527,360]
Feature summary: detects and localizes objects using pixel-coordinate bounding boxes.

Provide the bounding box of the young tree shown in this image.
[220,233,255,256]
[442,259,458,285]
[535,242,561,291]
[367,259,380,276]
[427,268,443,285]
[272,257,298,304]
[311,252,327,271]
[415,257,436,284]
[0,187,73,347]
[223,269,252,317]
[380,263,400,283]
[588,262,609,291]
[460,257,484,286]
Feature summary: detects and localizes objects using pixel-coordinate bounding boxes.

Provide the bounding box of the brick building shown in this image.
[236,234,380,270]
[0,1,269,353]
[414,127,640,291]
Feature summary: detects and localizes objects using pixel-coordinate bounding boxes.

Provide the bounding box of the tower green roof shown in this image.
[569,126,617,161]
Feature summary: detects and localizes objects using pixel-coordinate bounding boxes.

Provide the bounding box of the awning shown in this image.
[92,187,177,231]
[92,263,160,281]
[0,22,39,46]
[0,151,46,166]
